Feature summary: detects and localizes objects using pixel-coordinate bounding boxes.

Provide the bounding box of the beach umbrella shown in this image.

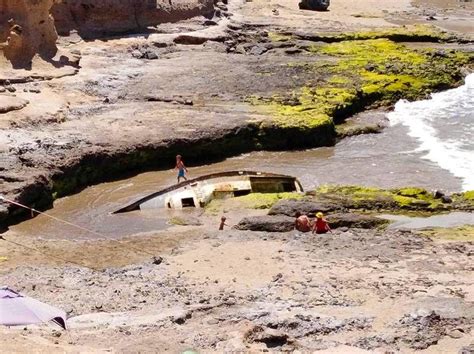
[0,286,67,329]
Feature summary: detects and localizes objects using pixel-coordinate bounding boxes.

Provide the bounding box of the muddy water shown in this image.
[9,120,466,241]
[382,211,474,229]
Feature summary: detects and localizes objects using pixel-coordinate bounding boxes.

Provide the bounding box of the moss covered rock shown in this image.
[294,25,454,43]
[313,185,450,212]
[250,28,471,138]
[451,190,474,210]
[205,192,304,214]
[417,225,474,242]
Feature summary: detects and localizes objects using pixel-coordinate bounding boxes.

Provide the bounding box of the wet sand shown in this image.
[402,0,474,34]
[413,0,474,12]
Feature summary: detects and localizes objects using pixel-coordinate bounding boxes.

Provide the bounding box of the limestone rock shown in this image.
[170,310,192,324]
[459,343,474,354]
[235,215,295,232]
[130,44,160,60]
[0,94,29,113]
[0,0,58,68]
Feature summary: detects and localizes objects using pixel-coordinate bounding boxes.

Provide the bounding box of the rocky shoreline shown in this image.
[1,18,472,226]
[1,0,474,351]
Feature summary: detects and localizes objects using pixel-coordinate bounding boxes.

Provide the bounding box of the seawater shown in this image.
[388,73,474,191]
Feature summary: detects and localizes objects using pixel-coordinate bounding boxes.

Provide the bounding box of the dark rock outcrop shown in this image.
[298,0,330,11]
[235,215,295,232]
[395,310,469,350]
[235,212,387,233]
[326,213,389,229]
[51,0,215,38]
[269,199,340,217]
[244,325,291,348]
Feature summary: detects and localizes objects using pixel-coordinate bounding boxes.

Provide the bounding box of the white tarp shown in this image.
[0,286,66,329]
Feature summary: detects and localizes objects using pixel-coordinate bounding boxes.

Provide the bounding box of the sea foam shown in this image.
[388,73,474,191]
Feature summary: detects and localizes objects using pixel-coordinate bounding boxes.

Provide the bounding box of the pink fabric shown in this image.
[0,287,66,329]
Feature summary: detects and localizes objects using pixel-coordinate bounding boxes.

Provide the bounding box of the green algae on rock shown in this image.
[459,190,474,201]
[293,25,454,43]
[204,186,474,215]
[267,31,293,43]
[249,31,471,143]
[314,185,449,212]
[205,192,303,214]
[315,38,470,104]
[417,225,474,242]
[451,190,474,210]
[234,192,304,209]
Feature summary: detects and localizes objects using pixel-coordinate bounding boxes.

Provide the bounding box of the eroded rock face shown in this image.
[269,199,340,217]
[326,213,389,229]
[0,94,29,113]
[235,215,295,232]
[52,0,215,37]
[0,0,58,68]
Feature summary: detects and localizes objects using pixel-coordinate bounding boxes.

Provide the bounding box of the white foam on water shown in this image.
[388,74,474,191]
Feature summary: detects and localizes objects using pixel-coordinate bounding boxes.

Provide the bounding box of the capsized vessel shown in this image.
[113,171,303,213]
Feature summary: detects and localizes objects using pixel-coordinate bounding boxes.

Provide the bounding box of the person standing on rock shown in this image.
[295,211,312,232]
[312,212,331,234]
[219,216,229,230]
[175,155,188,183]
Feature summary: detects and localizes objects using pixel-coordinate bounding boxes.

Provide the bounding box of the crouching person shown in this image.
[295,211,312,232]
[313,212,331,234]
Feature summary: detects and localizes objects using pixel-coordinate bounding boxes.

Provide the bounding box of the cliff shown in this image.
[0,0,215,69]
[0,0,58,69]
[52,0,216,38]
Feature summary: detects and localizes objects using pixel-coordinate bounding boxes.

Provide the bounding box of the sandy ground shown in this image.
[237,0,412,30]
[409,0,474,34]
[1,224,473,352]
[238,0,473,34]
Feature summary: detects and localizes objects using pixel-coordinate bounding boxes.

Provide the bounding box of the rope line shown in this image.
[0,235,98,271]
[0,196,157,261]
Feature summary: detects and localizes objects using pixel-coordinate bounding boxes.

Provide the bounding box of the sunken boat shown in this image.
[113,171,303,213]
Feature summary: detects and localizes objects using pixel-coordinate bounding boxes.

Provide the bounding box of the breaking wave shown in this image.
[388,73,474,191]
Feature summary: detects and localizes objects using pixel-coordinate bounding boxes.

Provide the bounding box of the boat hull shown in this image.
[113,171,303,213]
